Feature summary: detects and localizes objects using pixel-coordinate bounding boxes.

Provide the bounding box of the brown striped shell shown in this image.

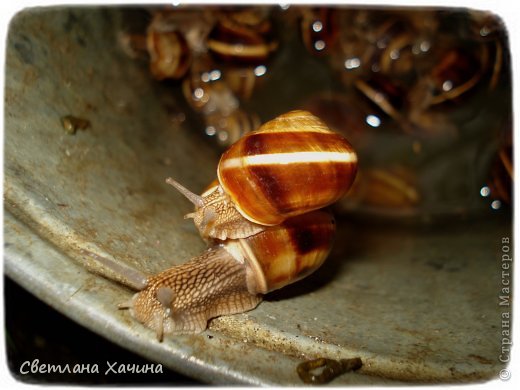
[146,26,191,80]
[227,209,336,294]
[207,10,278,64]
[121,209,334,338]
[166,110,357,241]
[217,110,358,226]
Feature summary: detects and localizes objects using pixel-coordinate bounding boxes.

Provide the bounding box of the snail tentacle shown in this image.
[169,180,265,240]
[80,249,149,291]
[165,177,204,208]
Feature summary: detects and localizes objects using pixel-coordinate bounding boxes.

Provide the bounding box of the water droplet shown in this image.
[218,131,229,142]
[201,72,210,83]
[254,65,267,77]
[314,40,325,51]
[420,40,431,52]
[312,21,323,32]
[366,114,381,128]
[344,57,361,70]
[205,126,216,136]
[193,87,204,100]
[480,186,491,197]
[442,80,453,92]
[210,69,221,81]
[390,49,400,60]
[491,199,502,210]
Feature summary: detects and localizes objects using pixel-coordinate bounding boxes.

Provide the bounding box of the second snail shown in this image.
[95,110,358,340]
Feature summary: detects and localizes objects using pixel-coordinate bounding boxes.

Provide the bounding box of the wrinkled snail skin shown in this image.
[126,246,261,340]
[167,110,358,241]
[123,210,335,340]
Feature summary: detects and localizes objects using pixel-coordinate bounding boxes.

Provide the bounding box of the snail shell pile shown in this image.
[142,7,276,147]
[98,110,357,340]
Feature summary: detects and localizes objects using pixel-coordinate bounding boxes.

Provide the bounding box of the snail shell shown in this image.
[168,110,357,240]
[369,18,416,77]
[223,66,259,100]
[121,209,335,339]
[207,10,278,64]
[204,108,261,146]
[181,55,240,115]
[146,22,191,80]
[427,45,486,105]
[344,166,420,211]
[182,75,239,115]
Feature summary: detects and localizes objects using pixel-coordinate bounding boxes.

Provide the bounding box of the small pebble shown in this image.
[61,115,91,134]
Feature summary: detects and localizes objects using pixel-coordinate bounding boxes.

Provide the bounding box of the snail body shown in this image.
[117,210,335,339]
[167,110,358,241]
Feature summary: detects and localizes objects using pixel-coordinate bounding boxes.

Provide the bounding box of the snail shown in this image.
[423,44,488,106]
[89,209,335,340]
[223,66,260,100]
[146,12,192,80]
[147,28,191,80]
[166,110,358,241]
[207,8,278,64]
[83,110,357,339]
[341,166,420,213]
[181,55,240,116]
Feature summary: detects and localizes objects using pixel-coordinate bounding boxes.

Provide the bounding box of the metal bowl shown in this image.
[4,6,510,385]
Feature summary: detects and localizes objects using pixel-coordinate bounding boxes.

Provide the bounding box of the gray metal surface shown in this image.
[4,6,509,384]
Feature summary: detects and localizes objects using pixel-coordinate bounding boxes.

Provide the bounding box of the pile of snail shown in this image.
[300,8,507,138]
[120,6,510,219]
[132,6,507,142]
[136,7,276,147]
[94,110,357,340]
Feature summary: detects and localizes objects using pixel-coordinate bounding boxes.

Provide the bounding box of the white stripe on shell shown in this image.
[220,151,357,169]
